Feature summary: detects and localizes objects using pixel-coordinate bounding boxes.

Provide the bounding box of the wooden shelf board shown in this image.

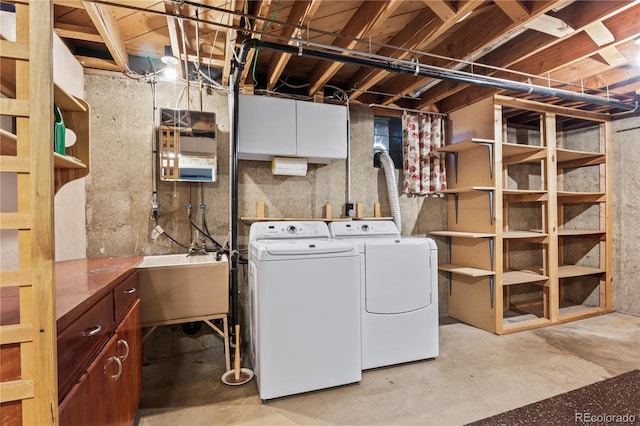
[503,230,548,240]
[558,265,606,278]
[503,270,548,286]
[430,231,495,238]
[503,189,548,202]
[53,153,87,169]
[502,317,550,333]
[437,138,494,153]
[438,264,495,277]
[354,217,393,221]
[54,84,86,112]
[557,191,606,202]
[437,186,495,194]
[556,148,604,163]
[558,229,605,236]
[240,217,351,223]
[0,128,17,155]
[558,305,605,321]
[502,143,546,164]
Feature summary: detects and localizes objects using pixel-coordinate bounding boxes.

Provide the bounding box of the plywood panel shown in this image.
[448,275,496,333]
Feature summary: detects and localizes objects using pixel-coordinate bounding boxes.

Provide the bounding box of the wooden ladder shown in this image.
[0,1,58,424]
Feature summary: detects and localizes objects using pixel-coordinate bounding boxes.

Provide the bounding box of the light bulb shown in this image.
[163,66,177,81]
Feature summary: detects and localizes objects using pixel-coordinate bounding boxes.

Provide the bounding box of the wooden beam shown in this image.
[494,0,529,23]
[75,55,120,71]
[240,0,273,84]
[414,1,636,110]
[349,0,484,101]
[54,22,102,43]
[82,1,129,71]
[308,0,403,95]
[265,0,321,90]
[598,45,627,67]
[422,0,455,22]
[0,40,28,60]
[222,0,239,86]
[584,21,615,46]
[163,2,184,79]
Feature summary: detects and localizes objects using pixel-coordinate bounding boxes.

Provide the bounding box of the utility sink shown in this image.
[137,253,228,326]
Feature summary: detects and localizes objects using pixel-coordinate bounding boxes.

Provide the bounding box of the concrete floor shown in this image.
[136,313,639,425]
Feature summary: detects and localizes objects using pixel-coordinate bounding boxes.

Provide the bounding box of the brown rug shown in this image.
[467,369,640,426]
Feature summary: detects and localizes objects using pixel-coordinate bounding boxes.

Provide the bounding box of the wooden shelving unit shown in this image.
[0,2,58,424]
[0,58,90,194]
[431,95,611,334]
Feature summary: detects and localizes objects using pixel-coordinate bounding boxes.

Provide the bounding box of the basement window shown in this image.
[373,116,402,169]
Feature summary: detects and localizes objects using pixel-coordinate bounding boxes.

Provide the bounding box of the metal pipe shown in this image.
[250,39,637,112]
[228,41,253,335]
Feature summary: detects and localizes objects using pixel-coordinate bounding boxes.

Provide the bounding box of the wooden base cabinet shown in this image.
[59,300,141,426]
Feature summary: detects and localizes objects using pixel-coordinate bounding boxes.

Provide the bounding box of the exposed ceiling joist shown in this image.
[48,0,640,115]
[54,23,102,43]
[82,0,129,71]
[414,0,639,110]
[383,1,560,106]
[599,45,628,67]
[422,0,455,22]
[239,0,274,85]
[222,0,240,86]
[584,21,615,46]
[524,13,574,37]
[265,0,321,90]
[348,0,485,101]
[494,0,530,23]
[307,0,403,95]
[76,55,119,71]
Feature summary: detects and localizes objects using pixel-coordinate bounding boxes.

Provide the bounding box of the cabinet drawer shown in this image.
[57,292,115,401]
[114,271,139,324]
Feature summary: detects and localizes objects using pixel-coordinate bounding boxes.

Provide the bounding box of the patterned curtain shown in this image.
[402,112,447,195]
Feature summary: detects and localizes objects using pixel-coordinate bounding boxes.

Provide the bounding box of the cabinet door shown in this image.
[58,334,120,426]
[238,94,296,160]
[296,101,347,161]
[115,300,142,426]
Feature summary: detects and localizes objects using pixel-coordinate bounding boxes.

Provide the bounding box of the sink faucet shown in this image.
[188,242,207,256]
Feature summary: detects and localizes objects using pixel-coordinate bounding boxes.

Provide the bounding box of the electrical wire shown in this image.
[153,213,190,249]
[251,0,280,86]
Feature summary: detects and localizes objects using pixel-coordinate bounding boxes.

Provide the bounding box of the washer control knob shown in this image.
[361,224,370,232]
[287,225,297,234]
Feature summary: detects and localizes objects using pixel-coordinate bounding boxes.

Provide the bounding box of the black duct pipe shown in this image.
[240,39,638,112]
[228,41,253,339]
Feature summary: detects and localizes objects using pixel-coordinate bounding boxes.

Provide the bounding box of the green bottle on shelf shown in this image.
[54,103,66,155]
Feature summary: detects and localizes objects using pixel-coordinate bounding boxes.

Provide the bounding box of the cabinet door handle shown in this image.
[105,356,123,381]
[117,339,130,362]
[81,324,102,337]
[123,288,137,294]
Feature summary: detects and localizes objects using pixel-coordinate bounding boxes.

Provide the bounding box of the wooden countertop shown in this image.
[0,256,142,330]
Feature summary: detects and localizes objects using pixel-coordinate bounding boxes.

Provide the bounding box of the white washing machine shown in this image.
[248,221,361,400]
[329,220,439,370]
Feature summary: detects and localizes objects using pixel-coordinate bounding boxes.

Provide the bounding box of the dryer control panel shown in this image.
[249,221,330,241]
[329,220,399,238]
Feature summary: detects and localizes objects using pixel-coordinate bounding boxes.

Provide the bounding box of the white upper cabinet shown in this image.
[238,94,296,160]
[295,100,347,162]
[238,94,347,163]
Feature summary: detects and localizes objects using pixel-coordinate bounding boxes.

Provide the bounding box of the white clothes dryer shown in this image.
[248,221,361,400]
[329,220,439,370]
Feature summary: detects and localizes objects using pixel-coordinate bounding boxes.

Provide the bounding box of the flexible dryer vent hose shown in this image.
[377,151,402,234]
